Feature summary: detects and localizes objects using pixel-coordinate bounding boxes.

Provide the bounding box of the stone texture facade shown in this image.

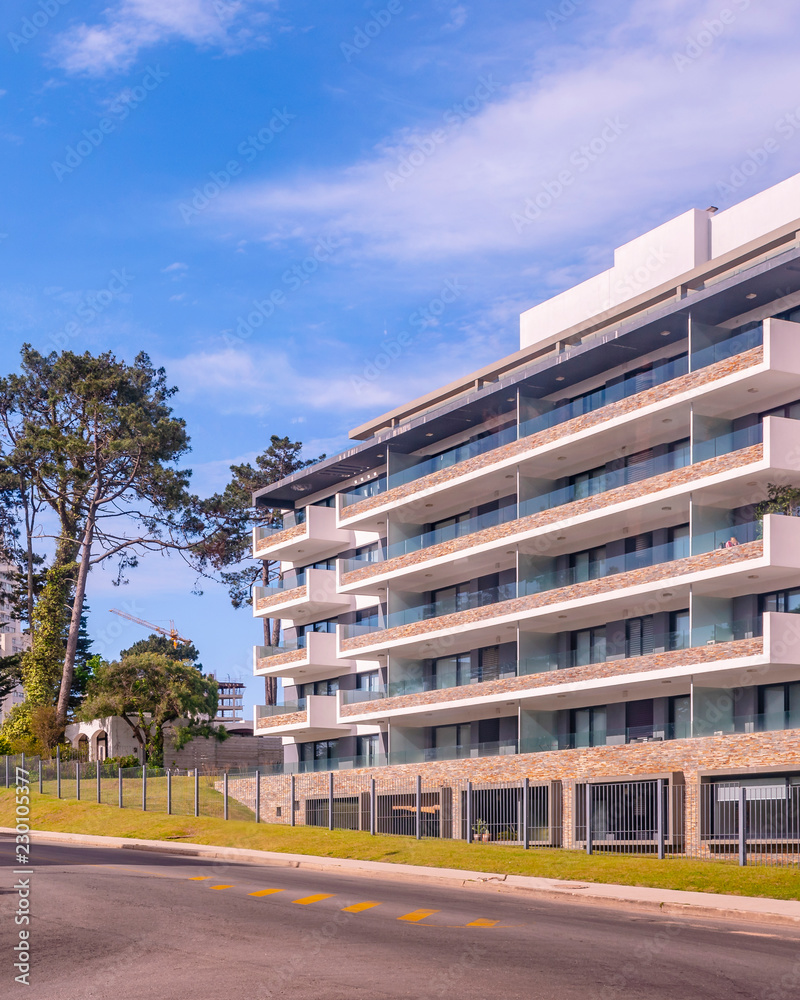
[341,444,763,586]
[254,709,308,731]
[255,583,307,613]
[340,636,763,717]
[254,521,306,558]
[341,540,762,652]
[256,646,306,671]
[340,347,763,522]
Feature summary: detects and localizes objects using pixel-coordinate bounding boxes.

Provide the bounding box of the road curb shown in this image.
[6,827,799,929]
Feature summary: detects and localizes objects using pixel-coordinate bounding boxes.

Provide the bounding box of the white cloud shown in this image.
[162,261,189,273]
[51,0,275,76]
[442,5,468,32]
[213,1,800,281]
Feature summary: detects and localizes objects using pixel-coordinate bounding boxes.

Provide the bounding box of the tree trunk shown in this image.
[55,513,95,727]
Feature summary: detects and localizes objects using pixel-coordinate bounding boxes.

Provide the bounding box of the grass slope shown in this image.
[3,789,798,901]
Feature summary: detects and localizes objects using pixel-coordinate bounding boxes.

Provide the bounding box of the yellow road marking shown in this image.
[211,884,233,890]
[341,901,381,913]
[467,919,498,927]
[249,889,284,897]
[189,876,210,881]
[293,893,334,905]
[398,909,439,923]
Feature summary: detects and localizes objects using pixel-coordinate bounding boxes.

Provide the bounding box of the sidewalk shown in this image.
[8,827,800,928]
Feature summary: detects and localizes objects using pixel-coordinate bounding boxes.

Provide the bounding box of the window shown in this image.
[432,723,471,749]
[759,683,800,730]
[626,616,655,657]
[357,734,381,762]
[670,695,691,739]
[571,466,605,499]
[760,587,800,614]
[668,437,691,468]
[669,609,690,649]
[573,706,606,748]
[295,619,337,642]
[431,654,470,688]
[354,542,380,563]
[571,626,606,666]
[670,524,690,560]
[299,739,338,762]
[356,671,380,692]
[570,546,606,582]
[431,582,471,615]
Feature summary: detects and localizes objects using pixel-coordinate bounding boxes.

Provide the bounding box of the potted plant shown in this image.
[472,818,491,842]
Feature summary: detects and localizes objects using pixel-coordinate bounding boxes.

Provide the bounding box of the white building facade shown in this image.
[249,174,800,795]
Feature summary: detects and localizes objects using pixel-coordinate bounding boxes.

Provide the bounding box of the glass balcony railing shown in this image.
[255,639,304,659]
[386,504,519,561]
[520,449,689,518]
[519,354,689,440]
[692,423,763,463]
[690,520,759,556]
[384,581,517,631]
[388,425,517,490]
[387,739,519,766]
[341,477,387,507]
[690,323,763,372]
[690,616,762,646]
[256,699,307,719]
[254,508,306,543]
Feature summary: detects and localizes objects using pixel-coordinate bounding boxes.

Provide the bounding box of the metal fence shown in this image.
[3,753,798,867]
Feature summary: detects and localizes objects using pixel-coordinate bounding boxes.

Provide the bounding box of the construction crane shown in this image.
[109,609,191,649]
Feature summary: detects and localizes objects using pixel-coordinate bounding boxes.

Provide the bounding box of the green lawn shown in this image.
[3,788,799,900]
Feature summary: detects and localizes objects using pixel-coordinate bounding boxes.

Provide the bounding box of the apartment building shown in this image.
[0,562,30,725]
[250,172,800,801]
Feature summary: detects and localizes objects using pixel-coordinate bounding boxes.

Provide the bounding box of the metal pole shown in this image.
[38,759,43,795]
[76,761,80,801]
[96,760,101,804]
[142,765,147,812]
[738,786,747,867]
[224,773,229,821]
[523,778,530,850]
[194,768,199,818]
[657,778,665,860]
[370,777,376,836]
[290,773,296,827]
[585,783,593,855]
[56,749,61,799]
[118,767,123,809]
[466,781,473,843]
[415,775,422,840]
[4,754,8,788]
[328,771,334,831]
[167,770,172,815]
[21,752,25,779]
[255,770,261,823]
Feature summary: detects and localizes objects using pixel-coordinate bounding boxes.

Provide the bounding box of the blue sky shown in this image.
[3,0,800,711]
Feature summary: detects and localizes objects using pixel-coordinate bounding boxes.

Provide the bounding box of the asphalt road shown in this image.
[1,835,798,1000]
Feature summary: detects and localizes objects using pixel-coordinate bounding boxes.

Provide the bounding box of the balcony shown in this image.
[253,505,351,562]
[254,630,355,684]
[339,514,800,658]
[254,694,349,739]
[338,318,800,530]
[253,568,355,623]
[338,422,786,591]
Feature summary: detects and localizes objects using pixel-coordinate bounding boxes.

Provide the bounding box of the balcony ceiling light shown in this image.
[558,614,568,619]
[747,387,758,393]
[747,574,758,579]
[661,506,671,511]
[662,418,672,423]
[746,292,757,300]
[660,329,671,336]
[425,432,434,437]
[555,375,565,382]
